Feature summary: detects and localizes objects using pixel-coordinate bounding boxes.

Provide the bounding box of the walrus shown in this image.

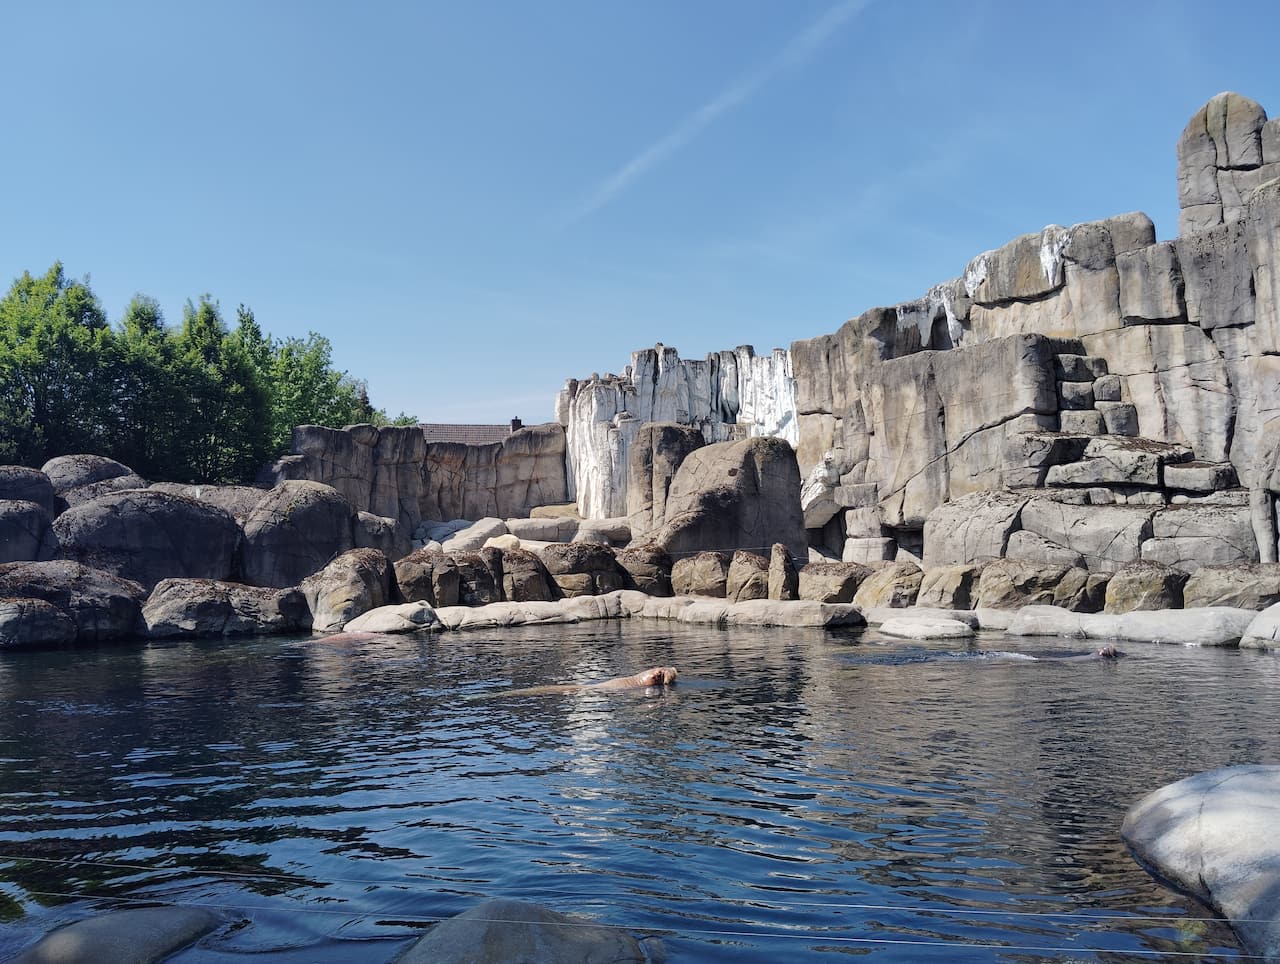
[962,646,1123,662]
[475,666,679,699]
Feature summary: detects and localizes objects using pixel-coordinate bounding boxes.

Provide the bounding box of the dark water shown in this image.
[1,621,1278,961]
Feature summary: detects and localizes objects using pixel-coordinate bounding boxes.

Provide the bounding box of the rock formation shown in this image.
[550,92,1280,581]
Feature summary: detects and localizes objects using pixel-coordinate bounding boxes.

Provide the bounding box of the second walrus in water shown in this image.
[492,666,679,698]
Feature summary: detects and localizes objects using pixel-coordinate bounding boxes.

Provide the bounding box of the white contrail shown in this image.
[564,0,870,225]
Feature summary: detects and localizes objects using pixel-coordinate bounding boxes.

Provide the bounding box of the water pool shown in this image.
[1,621,1277,961]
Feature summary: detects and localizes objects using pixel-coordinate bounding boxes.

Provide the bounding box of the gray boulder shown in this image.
[0,560,144,642]
[1241,603,1280,650]
[767,542,799,600]
[671,551,730,598]
[146,482,268,524]
[397,899,648,964]
[725,550,769,602]
[650,436,806,561]
[13,906,222,964]
[1103,562,1188,614]
[301,548,395,632]
[538,542,625,598]
[440,517,508,552]
[0,500,58,563]
[0,597,77,647]
[976,560,1086,610]
[922,491,1026,566]
[52,490,239,590]
[615,544,673,596]
[450,551,502,606]
[1051,567,1111,613]
[40,454,136,500]
[0,465,57,515]
[1184,564,1280,610]
[1141,503,1258,572]
[241,481,355,588]
[626,421,706,536]
[353,510,410,560]
[1122,765,1280,962]
[880,616,975,640]
[142,579,309,638]
[798,561,871,603]
[916,564,983,609]
[497,547,554,602]
[343,600,440,634]
[1004,529,1086,568]
[394,549,460,607]
[1019,499,1156,571]
[852,561,923,609]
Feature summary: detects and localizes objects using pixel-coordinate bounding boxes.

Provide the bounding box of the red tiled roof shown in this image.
[419,423,512,445]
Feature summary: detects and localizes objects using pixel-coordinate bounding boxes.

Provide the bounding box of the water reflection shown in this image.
[0,623,1275,960]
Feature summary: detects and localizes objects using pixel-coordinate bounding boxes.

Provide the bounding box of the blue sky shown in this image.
[4,0,1280,423]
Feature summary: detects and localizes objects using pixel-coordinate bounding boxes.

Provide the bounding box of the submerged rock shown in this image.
[14,905,221,963]
[398,898,648,964]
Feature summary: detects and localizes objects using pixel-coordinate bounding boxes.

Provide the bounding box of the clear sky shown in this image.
[4,0,1280,424]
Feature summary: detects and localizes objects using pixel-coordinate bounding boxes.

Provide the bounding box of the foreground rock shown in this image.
[241,481,355,588]
[52,490,239,590]
[1241,603,1280,650]
[0,561,144,642]
[142,579,309,638]
[397,898,648,964]
[0,598,77,647]
[13,906,221,964]
[1122,766,1280,961]
[301,548,395,633]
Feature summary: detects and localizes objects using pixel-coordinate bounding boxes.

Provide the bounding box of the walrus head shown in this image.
[641,666,679,686]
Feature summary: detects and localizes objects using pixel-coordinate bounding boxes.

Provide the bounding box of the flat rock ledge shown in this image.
[336,591,865,634]
[1004,605,1256,646]
[14,906,222,964]
[1122,766,1280,962]
[879,616,976,639]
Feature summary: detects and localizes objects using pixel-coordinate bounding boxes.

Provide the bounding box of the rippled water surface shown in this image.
[2,621,1279,961]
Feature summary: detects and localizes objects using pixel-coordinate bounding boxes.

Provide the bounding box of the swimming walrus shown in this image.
[475,666,679,699]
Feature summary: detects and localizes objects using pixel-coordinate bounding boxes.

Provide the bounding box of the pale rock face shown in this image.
[562,344,798,519]
[1122,766,1280,960]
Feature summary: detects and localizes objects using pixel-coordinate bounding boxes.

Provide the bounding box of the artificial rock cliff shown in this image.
[558,92,1280,573]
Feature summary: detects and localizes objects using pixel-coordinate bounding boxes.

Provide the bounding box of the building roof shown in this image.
[419,423,513,445]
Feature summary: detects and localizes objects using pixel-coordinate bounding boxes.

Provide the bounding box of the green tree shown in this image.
[171,297,272,483]
[0,263,113,465]
[107,295,191,479]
